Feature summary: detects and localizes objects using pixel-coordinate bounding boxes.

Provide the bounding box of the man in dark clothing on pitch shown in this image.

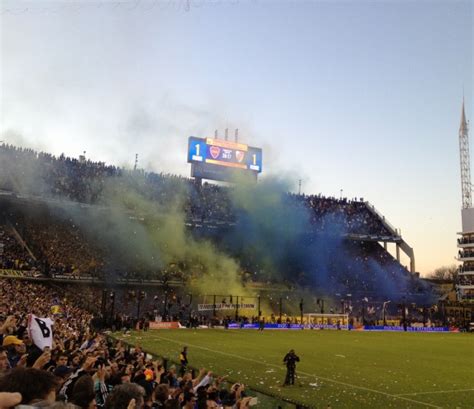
[179,346,188,377]
[283,349,300,386]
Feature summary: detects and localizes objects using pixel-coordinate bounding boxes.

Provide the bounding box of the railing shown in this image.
[457,237,474,245]
[345,233,401,242]
[0,269,185,287]
[364,201,400,237]
[458,252,474,259]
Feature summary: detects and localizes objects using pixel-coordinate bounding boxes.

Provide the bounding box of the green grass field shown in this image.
[115,329,474,409]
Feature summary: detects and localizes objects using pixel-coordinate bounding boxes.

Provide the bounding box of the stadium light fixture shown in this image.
[383,300,391,325]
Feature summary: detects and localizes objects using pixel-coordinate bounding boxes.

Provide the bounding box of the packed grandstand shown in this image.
[0,143,424,295]
[0,143,468,409]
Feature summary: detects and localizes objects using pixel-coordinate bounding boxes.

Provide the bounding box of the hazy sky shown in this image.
[1,0,472,276]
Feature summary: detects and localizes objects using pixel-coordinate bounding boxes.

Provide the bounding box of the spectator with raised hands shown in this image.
[0,316,17,338]
[0,348,9,376]
[32,350,52,371]
[3,335,26,369]
[59,356,98,402]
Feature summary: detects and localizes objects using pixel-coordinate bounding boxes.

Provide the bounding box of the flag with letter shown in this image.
[28,314,54,350]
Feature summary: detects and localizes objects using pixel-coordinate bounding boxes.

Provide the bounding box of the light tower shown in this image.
[456,98,474,308]
[459,98,471,208]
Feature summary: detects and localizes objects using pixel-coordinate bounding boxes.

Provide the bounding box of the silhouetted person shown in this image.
[179,346,188,377]
[283,349,300,385]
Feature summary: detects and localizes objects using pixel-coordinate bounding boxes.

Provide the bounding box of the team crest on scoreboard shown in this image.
[235,150,245,163]
[210,146,221,159]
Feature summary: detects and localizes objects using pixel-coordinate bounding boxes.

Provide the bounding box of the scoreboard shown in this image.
[187,137,262,182]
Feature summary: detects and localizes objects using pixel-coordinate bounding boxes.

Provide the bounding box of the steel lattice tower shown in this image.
[459,98,471,209]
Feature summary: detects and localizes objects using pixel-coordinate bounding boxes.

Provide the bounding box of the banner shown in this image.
[0,269,25,278]
[28,314,54,350]
[198,303,256,311]
[0,269,42,278]
[227,323,350,330]
[149,321,181,329]
[363,325,450,332]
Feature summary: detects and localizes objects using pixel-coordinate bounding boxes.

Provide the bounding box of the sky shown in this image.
[0,0,472,276]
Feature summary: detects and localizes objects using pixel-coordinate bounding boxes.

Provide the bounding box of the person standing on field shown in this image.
[283,349,300,386]
[179,346,188,376]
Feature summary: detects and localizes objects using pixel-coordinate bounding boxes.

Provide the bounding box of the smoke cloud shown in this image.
[0,141,432,305]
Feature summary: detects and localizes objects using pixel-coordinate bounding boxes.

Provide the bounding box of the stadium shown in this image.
[0,122,473,408]
[1,1,473,409]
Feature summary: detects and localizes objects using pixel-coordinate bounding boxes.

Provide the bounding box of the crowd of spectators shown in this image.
[456,231,474,301]
[0,144,120,203]
[1,143,393,237]
[457,275,474,286]
[22,219,104,277]
[458,249,474,258]
[458,236,474,245]
[0,143,419,298]
[300,239,422,299]
[187,184,235,225]
[458,263,474,273]
[0,278,258,408]
[1,215,420,299]
[296,194,392,236]
[0,215,419,301]
[0,225,38,272]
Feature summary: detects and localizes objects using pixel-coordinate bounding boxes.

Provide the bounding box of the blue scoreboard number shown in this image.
[246,147,262,172]
[188,137,207,163]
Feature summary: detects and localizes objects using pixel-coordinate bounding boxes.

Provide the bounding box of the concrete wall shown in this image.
[461,208,474,233]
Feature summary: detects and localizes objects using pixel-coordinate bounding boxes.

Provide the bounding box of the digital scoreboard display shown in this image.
[187,137,262,182]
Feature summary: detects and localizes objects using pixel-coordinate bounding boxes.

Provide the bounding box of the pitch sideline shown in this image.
[395,388,474,397]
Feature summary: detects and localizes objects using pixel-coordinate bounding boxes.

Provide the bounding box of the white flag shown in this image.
[28,314,54,351]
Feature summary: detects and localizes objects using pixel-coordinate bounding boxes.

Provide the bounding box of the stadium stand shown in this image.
[0,143,393,237]
[0,143,425,300]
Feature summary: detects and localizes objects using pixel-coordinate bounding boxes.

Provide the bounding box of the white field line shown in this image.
[395,388,474,397]
[147,334,442,409]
